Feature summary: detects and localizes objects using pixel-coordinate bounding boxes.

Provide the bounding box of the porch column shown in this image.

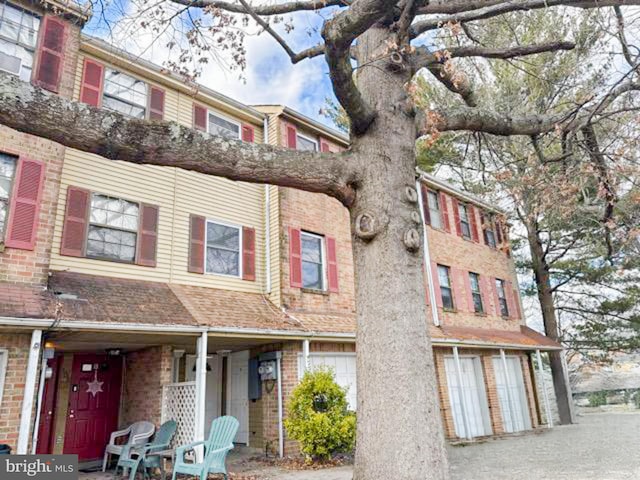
[194,332,208,460]
[499,349,517,432]
[536,350,553,428]
[172,349,185,383]
[18,330,42,454]
[452,346,472,440]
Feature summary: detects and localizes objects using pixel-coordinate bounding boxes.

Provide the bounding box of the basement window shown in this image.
[0,153,17,239]
[87,193,139,262]
[0,1,39,82]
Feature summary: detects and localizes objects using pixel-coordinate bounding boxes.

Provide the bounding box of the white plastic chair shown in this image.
[102,421,155,472]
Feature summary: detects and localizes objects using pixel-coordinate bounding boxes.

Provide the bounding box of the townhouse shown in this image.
[0,0,560,466]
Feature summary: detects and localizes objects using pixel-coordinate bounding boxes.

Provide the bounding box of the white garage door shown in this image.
[298,354,357,410]
[444,356,493,439]
[492,356,532,433]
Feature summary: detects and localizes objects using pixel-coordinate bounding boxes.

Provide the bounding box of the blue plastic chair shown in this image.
[116,420,177,480]
[171,416,239,480]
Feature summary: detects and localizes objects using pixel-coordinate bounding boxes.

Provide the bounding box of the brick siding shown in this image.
[0,333,30,451]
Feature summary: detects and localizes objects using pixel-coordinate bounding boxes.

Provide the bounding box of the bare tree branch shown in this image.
[169,0,348,15]
[613,6,637,68]
[0,73,358,205]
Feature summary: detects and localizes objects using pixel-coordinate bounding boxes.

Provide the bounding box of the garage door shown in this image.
[444,356,493,438]
[492,356,532,433]
[298,354,357,410]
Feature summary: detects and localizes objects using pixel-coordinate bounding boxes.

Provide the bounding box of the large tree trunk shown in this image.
[526,220,575,425]
[348,26,450,480]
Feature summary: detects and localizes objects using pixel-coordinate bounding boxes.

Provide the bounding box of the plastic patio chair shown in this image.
[171,416,239,480]
[102,421,155,472]
[116,420,177,480]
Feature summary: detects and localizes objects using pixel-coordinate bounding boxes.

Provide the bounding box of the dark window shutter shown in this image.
[33,16,66,93]
[241,124,255,143]
[512,286,522,319]
[439,192,451,232]
[5,158,45,250]
[286,125,297,149]
[326,236,339,293]
[193,104,207,131]
[242,226,256,281]
[188,214,205,274]
[480,212,488,245]
[79,59,104,107]
[60,186,90,257]
[468,205,480,242]
[431,261,442,309]
[492,278,502,317]
[505,280,516,319]
[148,86,165,120]
[421,184,431,225]
[289,227,302,288]
[135,203,159,267]
[495,217,504,244]
[320,139,331,152]
[451,198,462,237]
[480,275,494,316]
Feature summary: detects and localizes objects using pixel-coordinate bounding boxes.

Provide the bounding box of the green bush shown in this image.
[632,391,640,409]
[587,391,608,407]
[284,367,356,461]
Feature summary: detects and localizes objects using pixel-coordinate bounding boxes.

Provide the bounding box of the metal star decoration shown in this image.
[86,370,104,397]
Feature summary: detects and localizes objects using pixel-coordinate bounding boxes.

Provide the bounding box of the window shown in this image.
[206,221,241,276]
[496,279,509,317]
[103,68,148,119]
[0,153,16,238]
[427,191,442,229]
[208,112,240,139]
[438,265,454,310]
[0,1,39,82]
[301,231,325,290]
[469,272,484,314]
[458,203,472,239]
[483,214,497,248]
[87,194,139,262]
[296,134,317,152]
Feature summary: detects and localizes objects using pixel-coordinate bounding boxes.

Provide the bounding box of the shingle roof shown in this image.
[0,283,51,318]
[429,325,561,350]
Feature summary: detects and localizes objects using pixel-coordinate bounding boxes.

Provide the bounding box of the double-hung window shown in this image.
[458,203,472,239]
[102,68,148,119]
[469,272,484,314]
[0,153,17,238]
[208,111,240,139]
[296,134,318,152]
[87,194,139,262]
[301,231,325,290]
[427,191,443,229]
[438,265,454,310]
[0,2,40,82]
[206,221,241,276]
[496,279,509,317]
[483,213,497,248]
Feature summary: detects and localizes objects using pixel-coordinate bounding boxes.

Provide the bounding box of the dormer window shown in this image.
[0,2,40,82]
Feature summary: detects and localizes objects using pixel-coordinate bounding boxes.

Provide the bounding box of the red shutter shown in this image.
[289,227,302,288]
[242,226,256,281]
[135,203,159,267]
[502,223,511,256]
[431,261,442,309]
[451,198,462,237]
[469,205,480,243]
[79,59,104,107]
[320,139,331,152]
[480,275,494,316]
[439,192,451,232]
[326,236,339,293]
[59,186,90,257]
[492,278,503,317]
[450,267,464,312]
[5,158,45,250]
[421,185,431,225]
[512,286,522,319]
[188,214,205,274]
[286,125,297,149]
[148,86,165,120]
[495,217,503,244]
[241,124,255,143]
[504,280,516,319]
[33,16,66,93]
[465,272,476,312]
[193,104,207,131]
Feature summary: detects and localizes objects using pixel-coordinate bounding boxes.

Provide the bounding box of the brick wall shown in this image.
[0,333,30,451]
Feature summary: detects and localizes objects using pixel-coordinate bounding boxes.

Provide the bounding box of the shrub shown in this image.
[633,391,640,409]
[587,391,608,407]
[284,367,356,461]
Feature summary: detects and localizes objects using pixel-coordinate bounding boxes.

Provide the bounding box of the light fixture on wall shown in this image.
[106,348,122,356]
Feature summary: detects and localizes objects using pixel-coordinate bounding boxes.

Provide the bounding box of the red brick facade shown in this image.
[0,333,31,451]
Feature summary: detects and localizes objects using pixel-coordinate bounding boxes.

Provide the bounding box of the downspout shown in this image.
[536,349,553,428]
[416,180,440,326]
[276,352,284,458]
[263,116,272,294]
[18,329,42,454]
[30,346,49,453]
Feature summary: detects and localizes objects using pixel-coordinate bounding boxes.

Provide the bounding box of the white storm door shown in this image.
[492,356,532,433]
[298,354,357,410]
[226,350,249,444]
[444,356,492,438]
[186,354,222,438]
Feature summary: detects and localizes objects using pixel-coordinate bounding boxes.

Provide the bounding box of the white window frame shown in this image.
[300,230,326,291]
[0,2,40,80]
[207,109,241,140]
[427,190,443,230]
[438,264,454,310]
[458,203,472,239]
[204,218,243,278]
[102,68,149,119]
[0,349,8,408]
[469,272,484,314]
[296,132,318,152]
[0,152,18,239]
[496,278,509,317]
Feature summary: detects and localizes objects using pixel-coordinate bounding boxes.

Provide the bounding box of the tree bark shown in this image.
[349,26,449,480]
[525,218,575,425]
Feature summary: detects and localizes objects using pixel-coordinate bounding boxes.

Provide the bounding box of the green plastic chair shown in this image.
[116,420,177,480]
[171,416,239,480]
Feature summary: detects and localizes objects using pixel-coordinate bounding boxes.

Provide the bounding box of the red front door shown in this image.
[36,356,61,454]
[63,354,123,462]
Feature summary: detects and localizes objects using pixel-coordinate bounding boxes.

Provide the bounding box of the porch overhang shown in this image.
[430,325,563,351]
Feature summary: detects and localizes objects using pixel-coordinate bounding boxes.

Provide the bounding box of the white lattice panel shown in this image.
[162,381,196,448]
